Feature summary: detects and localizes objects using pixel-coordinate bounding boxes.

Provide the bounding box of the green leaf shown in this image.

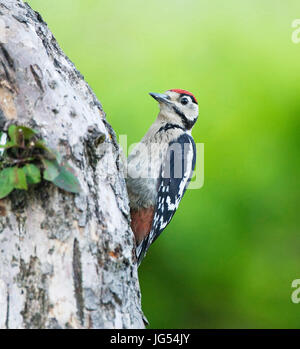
[8,125,18,145]
[12,166,27,190]
[42,148,62,164]
[42,159,60,181]
[0,141,18,149]
[8,125,36,147]
[52,149,63,164]
[52,165,81,194]
[34,139,52,154]
[17,126,36,140]
[0,167,14,199]
[23,164,41,184]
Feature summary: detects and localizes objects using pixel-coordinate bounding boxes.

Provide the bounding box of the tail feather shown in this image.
[136,235,150,267]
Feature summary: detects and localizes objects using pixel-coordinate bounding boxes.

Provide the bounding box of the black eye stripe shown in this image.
[172,106,198,130]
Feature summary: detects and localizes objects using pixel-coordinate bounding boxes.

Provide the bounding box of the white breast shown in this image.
[126,120,185,210]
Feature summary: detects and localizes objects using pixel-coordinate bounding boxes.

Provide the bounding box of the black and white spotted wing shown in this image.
[136,133,196,266]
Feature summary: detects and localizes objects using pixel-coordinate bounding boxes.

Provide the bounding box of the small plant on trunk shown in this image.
[0,125,81,199]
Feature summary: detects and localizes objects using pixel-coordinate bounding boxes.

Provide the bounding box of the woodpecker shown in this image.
[126,89,198,266]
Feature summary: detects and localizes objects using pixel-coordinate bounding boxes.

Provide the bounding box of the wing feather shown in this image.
[136,133,196,265]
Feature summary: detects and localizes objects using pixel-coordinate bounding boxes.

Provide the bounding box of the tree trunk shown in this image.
[0,0,144,329]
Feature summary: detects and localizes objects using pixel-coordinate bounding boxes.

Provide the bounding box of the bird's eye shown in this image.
[181,97,189,105]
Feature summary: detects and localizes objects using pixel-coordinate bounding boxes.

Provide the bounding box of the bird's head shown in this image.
[149,89,198,130]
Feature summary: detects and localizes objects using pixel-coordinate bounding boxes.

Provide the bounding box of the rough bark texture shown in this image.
[0,0,144,329]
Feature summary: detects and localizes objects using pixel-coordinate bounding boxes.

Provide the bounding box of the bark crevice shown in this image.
[72,238,84,325]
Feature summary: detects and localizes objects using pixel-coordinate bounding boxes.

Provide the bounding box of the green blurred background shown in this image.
[28,0,300,328]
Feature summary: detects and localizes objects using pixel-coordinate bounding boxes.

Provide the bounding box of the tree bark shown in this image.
[0,0,144,329]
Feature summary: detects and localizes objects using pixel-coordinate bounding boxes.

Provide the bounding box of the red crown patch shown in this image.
[168,89,198,104]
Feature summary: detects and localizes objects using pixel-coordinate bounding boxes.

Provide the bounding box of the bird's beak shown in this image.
[149,92,171,105]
